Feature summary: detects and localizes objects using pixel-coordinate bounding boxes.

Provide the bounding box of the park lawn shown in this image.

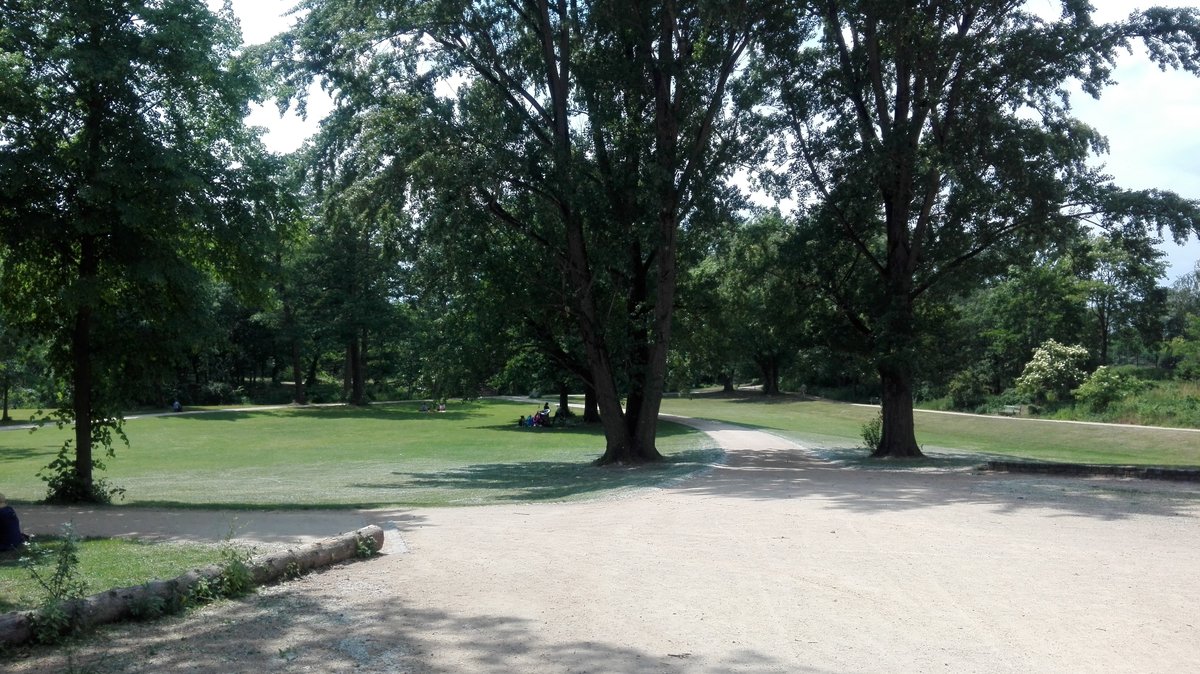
[0,399,717,507]
[0,408,41,427]
[0,536,223,613]
[661,393,1200,467]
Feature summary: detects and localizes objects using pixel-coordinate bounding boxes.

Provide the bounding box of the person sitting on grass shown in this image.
[0,494,29,552]
[518,415,526,428]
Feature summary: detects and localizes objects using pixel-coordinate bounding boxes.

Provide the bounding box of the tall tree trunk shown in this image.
[305,353,319,390]
[557,382,570,415]
[759,357,781,395]
[721,372,734,393]
[342,344,352,399]
[873,290,923,458]
[349,337,366,406]
[290,339,305,405]
[72,292,95,497]
[875,362,921,458]
[583,383,600,423]
[2,373,10,422]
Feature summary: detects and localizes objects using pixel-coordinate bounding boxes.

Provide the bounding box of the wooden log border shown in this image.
[0,524,384,649]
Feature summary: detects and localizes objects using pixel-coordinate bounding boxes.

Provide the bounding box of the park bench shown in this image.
[1000,405,1021,417]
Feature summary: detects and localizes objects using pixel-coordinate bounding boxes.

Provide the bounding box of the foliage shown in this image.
[1072,366,1149,411]
[37,413,127,504]
[20,524,88,644]
[354,534,377,559]
[0,0,281,501]
[267,0,779,465]
[1015,340,1091,403]
[1077,233,1167,364]
[859,411,882,454]
[1165,315,1200,379]
[946,366,993,410]
[753,1,1200,458]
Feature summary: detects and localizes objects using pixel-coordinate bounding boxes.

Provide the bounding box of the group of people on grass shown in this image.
[419,401,447,413]
[519,403,554,428]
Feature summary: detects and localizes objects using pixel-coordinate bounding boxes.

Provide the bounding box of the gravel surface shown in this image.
[6,418,1200,673]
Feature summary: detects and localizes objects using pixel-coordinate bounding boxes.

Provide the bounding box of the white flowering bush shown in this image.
[1015,339,1089,402]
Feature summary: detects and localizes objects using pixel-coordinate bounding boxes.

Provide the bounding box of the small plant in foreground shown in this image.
[860,411,883,454]
[355,534,377,559]
[127,587,170,621]
[186,542,256,606]
[21,523,88,644]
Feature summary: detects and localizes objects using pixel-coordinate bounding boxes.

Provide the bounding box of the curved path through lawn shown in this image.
[11,416,1200,673]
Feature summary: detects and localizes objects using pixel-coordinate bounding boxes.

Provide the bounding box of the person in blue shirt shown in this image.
[0,493,28,552]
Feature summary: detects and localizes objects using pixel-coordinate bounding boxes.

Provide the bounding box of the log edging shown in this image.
[0,524,384,649]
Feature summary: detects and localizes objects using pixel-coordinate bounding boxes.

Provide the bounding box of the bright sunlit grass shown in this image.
[661,392,1200,466]
[0,399,717,507]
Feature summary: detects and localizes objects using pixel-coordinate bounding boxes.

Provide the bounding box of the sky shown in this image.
[218,0,1200,281]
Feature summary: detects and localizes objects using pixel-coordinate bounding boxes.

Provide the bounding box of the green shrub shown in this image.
[22,524,88,644]
[1073,366,1148,411]
[860,411,882,453]
[947,367,991,409]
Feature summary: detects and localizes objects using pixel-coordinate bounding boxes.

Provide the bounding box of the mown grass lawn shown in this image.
[661,393,1200,467]
[0,399,717,507]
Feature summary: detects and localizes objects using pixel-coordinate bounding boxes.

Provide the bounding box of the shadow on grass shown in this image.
[163,404,488,424]
[483,420,696,438]
[351,448,722,503]
[0,444,57,464]
[684,391,827,405]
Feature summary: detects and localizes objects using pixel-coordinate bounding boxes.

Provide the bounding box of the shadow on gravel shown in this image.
[665,447,1200,522]
[4,583,812,674]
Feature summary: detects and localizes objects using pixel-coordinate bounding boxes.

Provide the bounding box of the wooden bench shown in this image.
[1000,405,1021,416]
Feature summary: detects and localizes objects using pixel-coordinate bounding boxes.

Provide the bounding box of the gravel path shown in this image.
[7,418,1200,673]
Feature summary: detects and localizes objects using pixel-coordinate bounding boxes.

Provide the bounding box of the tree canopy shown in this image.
[0,0,278,501]
[755,0,1200,456]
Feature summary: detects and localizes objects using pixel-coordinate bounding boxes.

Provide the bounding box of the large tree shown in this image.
[1078,232,1167,364]
[272,0,775,463]
[0,0,274,501]
[761,1,1200,457]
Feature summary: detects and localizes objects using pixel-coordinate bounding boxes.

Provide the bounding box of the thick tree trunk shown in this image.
[874,363,922,458]
[557,382,570,415]
[583,384,600,423]
[759,358,781,395]
[2,374,10,422]
[721,373,734,393]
